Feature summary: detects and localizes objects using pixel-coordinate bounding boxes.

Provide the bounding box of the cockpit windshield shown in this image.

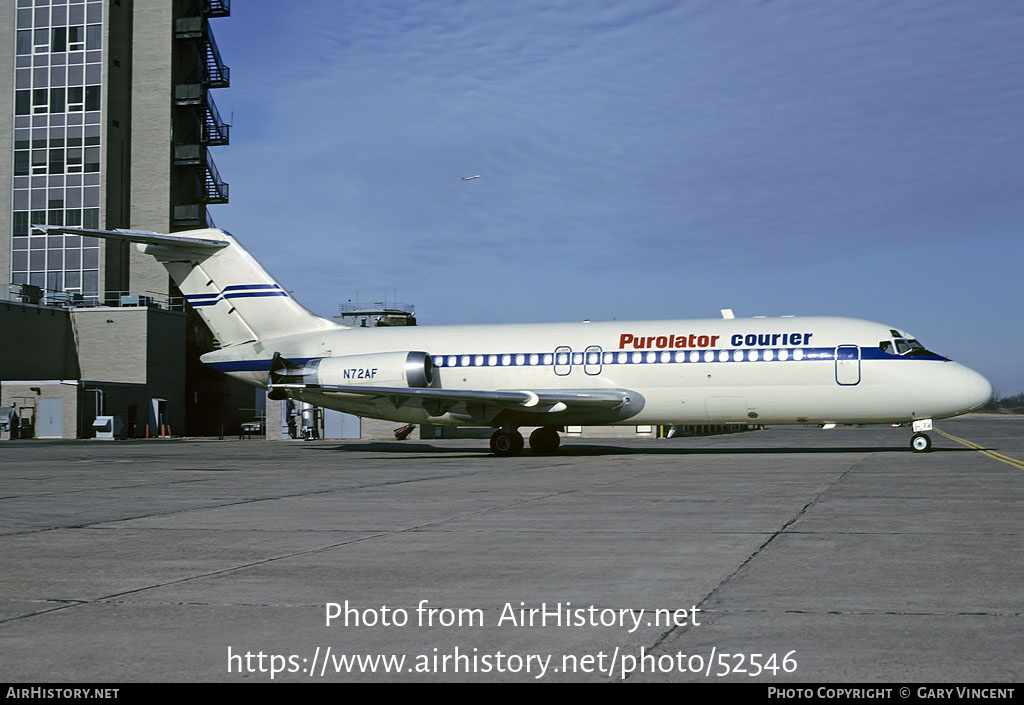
[887,338,939,357]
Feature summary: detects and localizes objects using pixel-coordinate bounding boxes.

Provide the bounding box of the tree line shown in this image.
[979,392,1024,414]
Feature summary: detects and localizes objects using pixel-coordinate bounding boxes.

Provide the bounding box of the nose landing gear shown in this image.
[909,418,934,452]
[911,433,932,452]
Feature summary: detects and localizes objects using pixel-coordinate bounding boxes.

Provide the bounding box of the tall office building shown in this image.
[1,0,230,300]
[0,0,239,438]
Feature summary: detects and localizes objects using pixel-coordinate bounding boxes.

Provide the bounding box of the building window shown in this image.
[14,152,30,176]
[83,271,98,296]
[68,87,84,111]
[67,148,82,172]
[86,24,101,51]
[31,150,47,175]
[17,30,32,55]
[68,26,85,52]
[33,28,48,54]
[33,89,48,114]
[13,212,30,237]
[15,90,31,115]
[50,87,66,113]
[84,147,100,173]
[85,85,100,111]
[51,27,67,53]
[48,148,64,174]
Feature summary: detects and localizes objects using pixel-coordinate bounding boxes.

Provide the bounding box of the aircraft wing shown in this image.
[270,383,631,413]
[32,225,228,250]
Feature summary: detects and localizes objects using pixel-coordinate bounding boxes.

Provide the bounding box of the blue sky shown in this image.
[212,1,1024,394]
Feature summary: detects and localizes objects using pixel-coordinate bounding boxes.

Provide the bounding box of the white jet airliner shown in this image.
[37,226,993,456]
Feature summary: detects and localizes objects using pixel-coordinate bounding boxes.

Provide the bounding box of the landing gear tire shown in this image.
[529,427,561,455]
[911,433,932,453]
[490,430,524,457]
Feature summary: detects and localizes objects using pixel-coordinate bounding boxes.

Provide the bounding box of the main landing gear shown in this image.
[489,429,524,456]
[489,427,562,457]
[529,427,561,455]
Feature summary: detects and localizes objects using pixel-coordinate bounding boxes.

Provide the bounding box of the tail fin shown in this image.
[35,225,340,347]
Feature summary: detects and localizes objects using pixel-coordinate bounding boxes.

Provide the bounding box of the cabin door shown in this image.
[835,345,861,385]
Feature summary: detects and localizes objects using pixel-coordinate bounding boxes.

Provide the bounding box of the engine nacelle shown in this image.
[273,351,433,390]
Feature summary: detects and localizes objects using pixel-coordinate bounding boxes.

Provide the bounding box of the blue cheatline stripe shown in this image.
[222,291,289,300]
[207,346,948,373]
[183,284,290,307]
[429,347,931,367]
[209,357,317,372]
[222,284,283,292]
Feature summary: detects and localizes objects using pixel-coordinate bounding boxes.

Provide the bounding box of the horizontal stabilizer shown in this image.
[34,224,338,347]
[32,225,228,250]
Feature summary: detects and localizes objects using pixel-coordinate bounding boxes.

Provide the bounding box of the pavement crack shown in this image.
[0,534,390,626]
[629,451,871,680]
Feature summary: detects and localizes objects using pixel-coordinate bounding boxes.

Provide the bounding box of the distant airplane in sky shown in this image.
[461,175,481,181]
[36,225,994,457]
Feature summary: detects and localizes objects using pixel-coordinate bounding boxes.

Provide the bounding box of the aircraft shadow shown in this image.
[544,445,978,457]
[305,442,487,458]
[306,442,980,458]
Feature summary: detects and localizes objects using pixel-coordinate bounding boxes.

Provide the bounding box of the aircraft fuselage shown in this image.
[203,316,991,428]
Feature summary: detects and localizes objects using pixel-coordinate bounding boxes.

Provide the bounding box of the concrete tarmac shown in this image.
[1,416,1021,682]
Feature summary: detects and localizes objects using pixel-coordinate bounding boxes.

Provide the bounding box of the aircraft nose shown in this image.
[963,367,993,411]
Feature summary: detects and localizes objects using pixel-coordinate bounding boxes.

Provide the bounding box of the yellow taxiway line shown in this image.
[935,428,1024,471]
